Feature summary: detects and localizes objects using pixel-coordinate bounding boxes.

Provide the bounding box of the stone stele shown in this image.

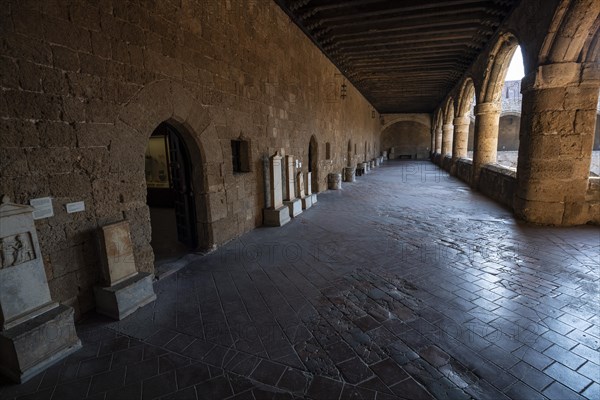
[297,171,312,210]
[263,151,291,226]
[94,221,156,320]
[283,155,302,218]
[0,196,82,383]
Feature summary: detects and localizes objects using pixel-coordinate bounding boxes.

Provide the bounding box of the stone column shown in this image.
[263,152,291,226]
[471,102,501,187]
[452,116,471,161]
[441,123,454,156]
[283,155,302,217]
[514,62,599,225]
[434,125,443,154]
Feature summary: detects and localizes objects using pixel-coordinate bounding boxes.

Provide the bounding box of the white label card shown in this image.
[66,201,85,214]
[30,197,54,220]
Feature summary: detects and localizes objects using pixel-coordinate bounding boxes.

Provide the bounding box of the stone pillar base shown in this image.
[283,199,303,217]
[301,196,312,210]
[0,304,82,383]
[309,193,318,204]
[263,206,291,226]
[344,167,356,182]
[94,272,157,320]
[328,173,342,190]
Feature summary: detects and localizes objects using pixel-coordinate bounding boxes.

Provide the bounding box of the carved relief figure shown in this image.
[0,233,35,268]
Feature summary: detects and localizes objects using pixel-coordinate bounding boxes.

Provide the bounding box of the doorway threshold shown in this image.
[154,253,202,280]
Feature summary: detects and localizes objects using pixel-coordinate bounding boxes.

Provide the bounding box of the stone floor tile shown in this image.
[543,362,591,393]
[249,360,286,386]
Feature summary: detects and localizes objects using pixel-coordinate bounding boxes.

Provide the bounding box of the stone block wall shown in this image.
[478,164,517,209]
[0,0,381,316]
[455,158,473,186]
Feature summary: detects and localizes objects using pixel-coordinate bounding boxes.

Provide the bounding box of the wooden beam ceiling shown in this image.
[275,0,521,113]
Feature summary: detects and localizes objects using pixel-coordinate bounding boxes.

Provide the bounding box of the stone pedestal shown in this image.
[95,221,156,320]
[365,162,371,173]
[0,196,81,383]
[264,152,291,226]
[283,155,302,217]
[328,173,342,190]
[382,151,388,160]
[344,167,356,182]
[370,160,376,169]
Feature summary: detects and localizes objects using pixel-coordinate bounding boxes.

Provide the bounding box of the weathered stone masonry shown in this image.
[0,0,381,316]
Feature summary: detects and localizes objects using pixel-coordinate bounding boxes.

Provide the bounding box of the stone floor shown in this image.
[1,161,599,400]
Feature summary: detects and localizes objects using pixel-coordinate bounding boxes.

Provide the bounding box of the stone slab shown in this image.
[301,196,313,210]
[0,262,56,331]
[94,272,157,320]
[0,304,81,383]
[263,206,291,227]
[270,153,284,209]
[284,199,303,218]
[99,221,138,286]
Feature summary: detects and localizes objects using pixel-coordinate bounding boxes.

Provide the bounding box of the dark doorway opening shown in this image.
[309,135,319,192]
[145,123,198,260]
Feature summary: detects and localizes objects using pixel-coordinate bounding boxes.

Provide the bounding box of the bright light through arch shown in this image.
[505,45,524,81]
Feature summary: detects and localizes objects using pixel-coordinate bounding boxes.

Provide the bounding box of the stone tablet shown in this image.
[270,152,283,209]
[0,198,55,330]
[285,155,296,201]
[297,172,306,198]
[306,172,312,195]
[100,221,138,286]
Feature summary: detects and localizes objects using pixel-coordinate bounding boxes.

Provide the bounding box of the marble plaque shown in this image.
[285,155,296,201]
[270,152,283,209]
[100,221,137,286]
[306,172,312,195]
[297,172,306,198]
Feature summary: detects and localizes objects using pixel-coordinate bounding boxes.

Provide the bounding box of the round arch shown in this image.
[442,98,455,157]
[116,80,223,266]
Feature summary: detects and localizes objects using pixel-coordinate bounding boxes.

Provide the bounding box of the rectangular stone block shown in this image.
[0,304,81,383]
[94,272,156,320]
[263,206,290,227]
[99,221,137,286]
[284,198,302,218]
[301,196,312,210]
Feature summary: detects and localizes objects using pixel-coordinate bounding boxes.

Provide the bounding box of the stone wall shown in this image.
[478,164,517,209]
[0,0,381,316]
[379,114,431,159]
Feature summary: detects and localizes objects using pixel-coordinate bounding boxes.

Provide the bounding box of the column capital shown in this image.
[474,102,501,115]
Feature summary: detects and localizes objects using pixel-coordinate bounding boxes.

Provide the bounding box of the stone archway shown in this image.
[472,32,521,186]
[115,80,224,272]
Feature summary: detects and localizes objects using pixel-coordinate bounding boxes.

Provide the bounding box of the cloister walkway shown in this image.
[1,161,598,400]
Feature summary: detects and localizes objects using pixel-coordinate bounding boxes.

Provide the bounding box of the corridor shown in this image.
[1,161,598,400]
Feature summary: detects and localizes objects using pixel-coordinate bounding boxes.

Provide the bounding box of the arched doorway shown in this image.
[347,140,352,166]
[145,122,198,260]
[309,135,319,192]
